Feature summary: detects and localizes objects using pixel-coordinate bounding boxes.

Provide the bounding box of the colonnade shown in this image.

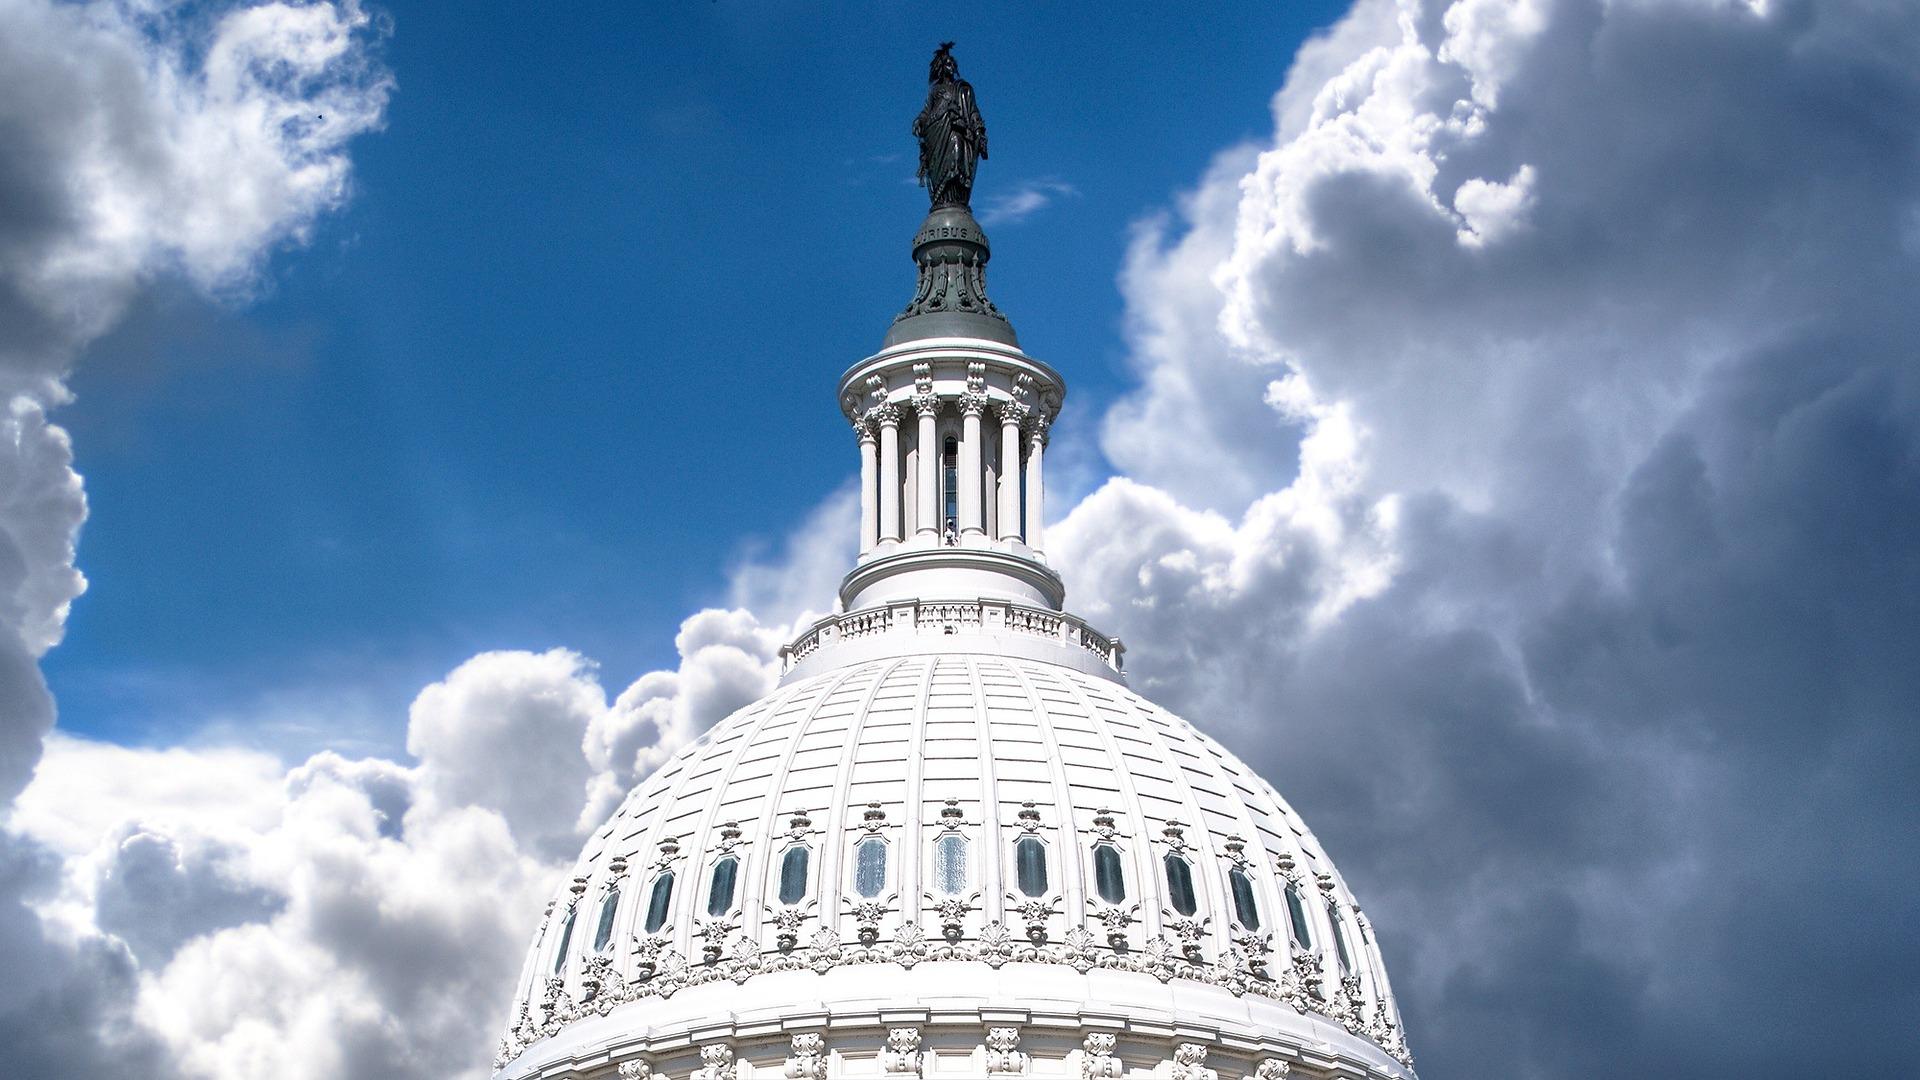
[855,392,1048,558]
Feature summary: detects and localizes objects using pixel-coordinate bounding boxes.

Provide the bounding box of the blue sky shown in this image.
[49,3,1344,754]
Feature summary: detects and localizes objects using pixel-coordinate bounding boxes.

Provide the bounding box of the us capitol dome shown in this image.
[495,45,1414,1080]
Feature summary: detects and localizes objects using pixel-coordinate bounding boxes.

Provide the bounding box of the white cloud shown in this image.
[0,0,390,1072]
[979,178,1080,226]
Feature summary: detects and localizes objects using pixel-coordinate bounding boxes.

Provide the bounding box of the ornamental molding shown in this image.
[1013,801,1047,834]
[923,891,978,941]
[881,1027,922,1076]
[1156,820,1193,857]
[785,1032,828,1080]
[498,907,1418,1072]
[1171,1042,1216,1080]
[710,822,749,857]
[604,855,630,893]
[1080,1033,1120,1080]
[857,802,892,835]
[985,1027,1028,1075]
[784,810,817,843]
[1026,410,1051,447]
[692,1044,736,1080]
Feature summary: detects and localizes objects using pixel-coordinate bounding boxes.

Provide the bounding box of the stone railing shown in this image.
[781,599,1124,674]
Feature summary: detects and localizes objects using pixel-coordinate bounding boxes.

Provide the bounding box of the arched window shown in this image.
[592,888,620,952]
[942,436,959,536]
[1163,854,1196,916]
[1284,881,1313,949]
[707,856,739,916]
[854,837,888,897]
[1227,867,1261,931]
[932,833,969,894]
[1330,907,1354,972]
[1013,836,1049,897]
[778,845,811,905]
[642,872,675,935]
[1093,843,1126,904]
[552,905,576,973]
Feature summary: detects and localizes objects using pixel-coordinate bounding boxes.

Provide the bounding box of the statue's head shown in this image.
[929,42,958,83]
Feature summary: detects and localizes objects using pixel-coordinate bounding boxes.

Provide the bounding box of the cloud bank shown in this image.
[1055,0,1920,1075]
[5,0,1920,1078]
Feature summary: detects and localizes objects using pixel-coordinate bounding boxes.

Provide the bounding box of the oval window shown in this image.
[779,845,811,905]
[1093,844,1126,904]
[854,837,888,898]
[932,833,968,895]
[707,856,739,916]
[1284,882,1313,949]
[552,905,576,973]
[1228,867,1261,931]
[1013,836,1048,897]
[642,872,675,934]
[1163,854,1196,916]
[592,888,620,951]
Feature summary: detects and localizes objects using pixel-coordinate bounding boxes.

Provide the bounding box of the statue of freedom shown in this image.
[912,43,988,210]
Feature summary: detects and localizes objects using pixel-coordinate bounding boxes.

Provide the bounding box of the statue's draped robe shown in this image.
[915,78,986,208]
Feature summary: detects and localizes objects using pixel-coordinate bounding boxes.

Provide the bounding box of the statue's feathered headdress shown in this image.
[929,41,957,82]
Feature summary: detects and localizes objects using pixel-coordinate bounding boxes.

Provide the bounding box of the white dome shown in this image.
[496,646,1413,1079]
[496,56,1413,1078]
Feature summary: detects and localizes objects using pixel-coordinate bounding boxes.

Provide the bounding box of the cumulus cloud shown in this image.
[1054,0,1920,1075]
[0,0,389,1073]
[6,611,777,1080]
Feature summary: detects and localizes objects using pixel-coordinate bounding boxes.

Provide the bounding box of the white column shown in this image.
[856,418,878,554]
[876,405,901,544]
[914,393,939,540]
[958,391,986,540]
[997,405,1023,541]
[1025,413,1048,554]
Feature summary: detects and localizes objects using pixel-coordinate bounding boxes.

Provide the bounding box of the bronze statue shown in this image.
[913,43,988,210]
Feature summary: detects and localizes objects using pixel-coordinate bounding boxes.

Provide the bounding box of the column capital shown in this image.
[1025,409,1052,447]
[869,402,901,427]
[852,415,877,442]
[911,391,940,416]
[958,390,989,417]
[994,399,1029,427]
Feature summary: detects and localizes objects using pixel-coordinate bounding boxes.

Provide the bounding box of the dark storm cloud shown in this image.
[1057,0,1920,1076]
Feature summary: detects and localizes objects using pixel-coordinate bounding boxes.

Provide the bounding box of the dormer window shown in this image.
[642,872,675,935]
[932,833,969,894]
[854,836,888,897]
[1227,867,1261,931]
[1013,836,1048,897]
[1163,854,1197,916]
[1093,843,1126,904]
[707,856,739,916]
[1330,906,1354,972]
[1284,881,1313,949]
[552,905,576,973]
[779,845,811,905]
[592,887,620,951]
